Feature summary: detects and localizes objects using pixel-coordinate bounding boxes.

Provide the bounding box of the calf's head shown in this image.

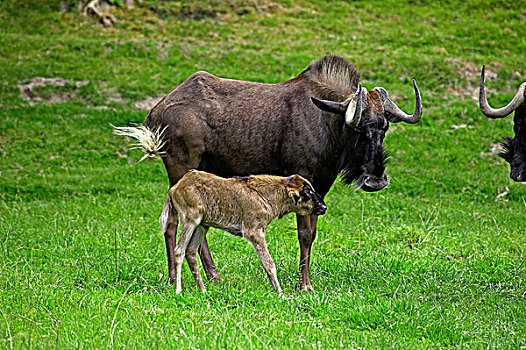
[312,80,422,192]
[286,175,327,216]
[480,65,526,182]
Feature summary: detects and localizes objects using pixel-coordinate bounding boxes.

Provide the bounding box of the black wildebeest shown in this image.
[115,55,423,291]
[480,65,526,182]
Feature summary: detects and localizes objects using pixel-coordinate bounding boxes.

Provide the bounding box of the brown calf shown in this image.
[159,170,327,294]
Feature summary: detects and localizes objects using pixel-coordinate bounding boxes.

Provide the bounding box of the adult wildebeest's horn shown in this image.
[345,84,364,127]
[374,79,422,124]
[310,84,364,127]
[479,65,526,119]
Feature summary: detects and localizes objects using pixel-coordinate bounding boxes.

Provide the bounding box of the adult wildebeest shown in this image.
[159,170,327,294]
[115,55,423,291]
[480,65,526,182]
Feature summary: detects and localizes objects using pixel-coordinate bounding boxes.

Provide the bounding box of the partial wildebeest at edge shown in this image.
[159,170,327,294]
[480,65,526,182]
[114,55,423,291]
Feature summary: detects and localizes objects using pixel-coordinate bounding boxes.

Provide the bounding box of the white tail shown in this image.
[112,124,168,161]
[159,195,172,233]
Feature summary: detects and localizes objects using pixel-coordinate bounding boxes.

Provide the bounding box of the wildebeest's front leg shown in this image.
[296,214,318,292]
[246,229,282,294]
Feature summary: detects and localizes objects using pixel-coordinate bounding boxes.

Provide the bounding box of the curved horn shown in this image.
[479,65,526,119]
[345,84,364,127]
[376,79,422,124]
[311,97,346,115]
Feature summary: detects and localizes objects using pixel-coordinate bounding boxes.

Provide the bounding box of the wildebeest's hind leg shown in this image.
[247,229,282,294]
[186,225,208,292]
[296,214,318,292]
[160,195,178,282]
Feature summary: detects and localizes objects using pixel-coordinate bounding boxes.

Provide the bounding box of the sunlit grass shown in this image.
[1,0,525,348]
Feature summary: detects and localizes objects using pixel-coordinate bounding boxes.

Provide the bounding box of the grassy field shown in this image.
[1,0,526,348]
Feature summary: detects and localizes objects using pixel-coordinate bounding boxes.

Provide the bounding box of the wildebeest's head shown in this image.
[286,175,327,216]
[479,65,526,182]
[311,80,422,192]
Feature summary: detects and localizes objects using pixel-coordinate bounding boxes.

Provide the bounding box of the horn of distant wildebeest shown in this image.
[479,65,526,119]
[345,84,364,128]
[374,79,422,124]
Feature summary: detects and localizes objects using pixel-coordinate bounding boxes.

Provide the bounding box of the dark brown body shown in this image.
[159,170,326,294]
[147,68,359,193]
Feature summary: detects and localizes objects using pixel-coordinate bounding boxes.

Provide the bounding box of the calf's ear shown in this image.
[286,175,312,204]
[289,191,301,205]
[287,174,309,186]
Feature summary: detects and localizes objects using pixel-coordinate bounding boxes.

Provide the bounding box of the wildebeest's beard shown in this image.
[498,137,513,164]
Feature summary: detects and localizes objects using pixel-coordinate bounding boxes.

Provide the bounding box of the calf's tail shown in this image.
[112,124,168,161]
[159,194,176,233]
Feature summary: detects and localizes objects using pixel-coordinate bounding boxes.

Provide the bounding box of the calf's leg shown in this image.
[296,214,318,292]
[163,154,221,283]
[174,219,200,294]
[247,229,282,294]
[186,225,208,293]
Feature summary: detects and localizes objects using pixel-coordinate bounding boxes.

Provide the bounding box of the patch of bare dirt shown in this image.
[149,0,292,21]
[445,58,497,80]
[443,58,500,100]
[19,77,90,105]
[134,96,164,110]
[18,77,166,110]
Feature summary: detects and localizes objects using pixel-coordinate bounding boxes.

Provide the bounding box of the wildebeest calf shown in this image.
[159,170,327,294]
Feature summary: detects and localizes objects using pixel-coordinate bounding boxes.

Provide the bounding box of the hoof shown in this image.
[211,275,222,283]
[297,284,314,292]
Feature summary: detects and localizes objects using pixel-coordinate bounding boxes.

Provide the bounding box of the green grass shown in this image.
[1,0,526,348]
